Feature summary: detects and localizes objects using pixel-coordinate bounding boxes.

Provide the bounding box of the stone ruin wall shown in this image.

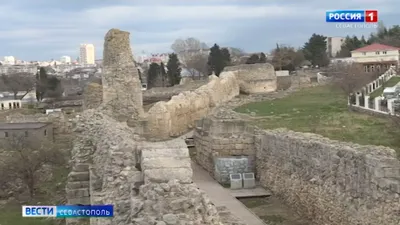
[101,29,144,121]
[67,109,221,225]
[83,82,103,110]
[143,79,208,104]
[144,72,240,139]
[256,129,400,225]
[66,28,222,225]
[224,63,277,94]
[195,114,400,225]
[194,117,256,184]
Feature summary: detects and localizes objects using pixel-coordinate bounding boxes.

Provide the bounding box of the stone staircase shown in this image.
[65,164,90,225]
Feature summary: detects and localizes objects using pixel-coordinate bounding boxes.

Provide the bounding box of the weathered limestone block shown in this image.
[146,72,239,139]
[83,82,102,109]
[140,139,193,184]
[102,28,143,121]
[144,168,193,184]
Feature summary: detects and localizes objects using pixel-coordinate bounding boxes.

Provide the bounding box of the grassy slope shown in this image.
[369,76,400,98]
[235,85,400,153]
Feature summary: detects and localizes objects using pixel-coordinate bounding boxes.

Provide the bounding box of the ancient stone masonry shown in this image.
[101,29,144,121]
[83,83,103,110]
[224,63,277,94]
[143,79,208,104]
[255,129,400,225]
[68,109,221,225]
[194,113,255,184]
[145,72,240,139]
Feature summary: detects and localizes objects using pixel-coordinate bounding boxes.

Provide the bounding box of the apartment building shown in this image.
[326,37,345,57]
[79,44,95,65]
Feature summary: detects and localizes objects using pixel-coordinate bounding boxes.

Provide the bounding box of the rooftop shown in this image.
[0,122,51,130]
[351,43,400,52]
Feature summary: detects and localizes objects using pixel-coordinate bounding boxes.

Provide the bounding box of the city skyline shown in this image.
[0,0,399,61]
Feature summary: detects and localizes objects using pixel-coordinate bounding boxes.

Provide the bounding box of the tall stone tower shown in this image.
[102,29,144,121]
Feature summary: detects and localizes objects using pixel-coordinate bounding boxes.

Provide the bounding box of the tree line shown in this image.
[0,67,63,101]
[151,21,400,82]
[337,22,400,57]
[145,43,234,88]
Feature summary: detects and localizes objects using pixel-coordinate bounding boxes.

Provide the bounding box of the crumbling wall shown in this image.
[224,63,277,94]
[83,83,102,110]
[146,72,240,139]
[276,75,292,90]
[143,79,208,104]
[68,109,221,225]
[101,29,143,121]
[256,129,400,225]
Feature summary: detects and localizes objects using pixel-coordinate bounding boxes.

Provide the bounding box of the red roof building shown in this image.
[351,43,400,52]
[351,43,400,72]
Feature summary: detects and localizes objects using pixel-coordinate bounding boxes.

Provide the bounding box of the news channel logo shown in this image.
[22,205,114,218]
[326,10,378,29]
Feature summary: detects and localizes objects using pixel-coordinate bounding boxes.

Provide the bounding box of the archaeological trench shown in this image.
[7,29,400,225]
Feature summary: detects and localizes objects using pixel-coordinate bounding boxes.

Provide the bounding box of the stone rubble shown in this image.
[131,180,220,225]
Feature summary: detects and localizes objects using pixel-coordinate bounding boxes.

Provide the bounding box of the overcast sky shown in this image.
[0,0,398,61]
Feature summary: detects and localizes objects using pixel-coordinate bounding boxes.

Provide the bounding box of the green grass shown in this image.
[239,197,267,208]
[0,166,69,225]
[235,85,400,154]
[369,76,400,98]
[0,204,55,225]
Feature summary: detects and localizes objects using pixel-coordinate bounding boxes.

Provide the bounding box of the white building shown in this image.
[79,44,95,65]
[330,57,355,64]
[0,99,22,110]
[326,37,344,57]
[3,56,16,65]
[351,43,400,72]
[60,56,71,64]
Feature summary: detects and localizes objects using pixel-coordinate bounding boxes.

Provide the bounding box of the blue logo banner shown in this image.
[326,10,365,22]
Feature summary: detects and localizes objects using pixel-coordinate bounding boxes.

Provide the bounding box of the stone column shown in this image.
[364,96,370,108]
[375,97,381,111]
[102,28,144,121]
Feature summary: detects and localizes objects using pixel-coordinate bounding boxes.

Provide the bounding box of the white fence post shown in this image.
[355,93,360,106]
[364,96,370,108]
[388,99,395,114]
[374,97,381,111]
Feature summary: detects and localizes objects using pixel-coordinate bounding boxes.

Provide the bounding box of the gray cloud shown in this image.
[0,0,398,60]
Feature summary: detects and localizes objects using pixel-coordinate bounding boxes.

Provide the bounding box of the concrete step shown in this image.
[68,171,89,182]
[66,181,90,189]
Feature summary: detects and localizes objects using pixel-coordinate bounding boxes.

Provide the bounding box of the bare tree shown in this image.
[327,63,377,95]
[271,45,305,70]
[171,38,208,63]
[185,54,208,78]
[1,72,35,99]
[0,134,65,199]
